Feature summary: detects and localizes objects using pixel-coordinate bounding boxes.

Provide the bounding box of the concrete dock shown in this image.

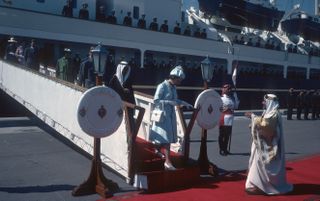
[0,114,319,201]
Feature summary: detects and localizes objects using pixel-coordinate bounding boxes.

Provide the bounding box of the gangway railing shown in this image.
[0,60,145,183]
[0,60,198,184]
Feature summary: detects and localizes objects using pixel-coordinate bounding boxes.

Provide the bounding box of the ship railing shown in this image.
[39,65,56,77]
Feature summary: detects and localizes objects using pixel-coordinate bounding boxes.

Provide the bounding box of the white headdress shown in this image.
[170,65,185,79]
[115,61,131,86]
[262,94,279,118]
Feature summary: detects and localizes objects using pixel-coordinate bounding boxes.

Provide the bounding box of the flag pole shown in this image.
[228,61,238,152]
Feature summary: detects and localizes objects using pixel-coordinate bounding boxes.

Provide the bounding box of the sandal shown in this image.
[164,162,176,171]
[245,187,265,195]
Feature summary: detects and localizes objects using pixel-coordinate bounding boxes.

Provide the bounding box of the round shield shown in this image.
[77,86,123,138]
[194,89,222,130]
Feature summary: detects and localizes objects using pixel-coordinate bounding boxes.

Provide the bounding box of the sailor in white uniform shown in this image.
[218,83,239,155]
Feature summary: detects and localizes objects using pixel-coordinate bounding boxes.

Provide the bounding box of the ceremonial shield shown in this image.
[77,86,123,138]
[194,89,222,130]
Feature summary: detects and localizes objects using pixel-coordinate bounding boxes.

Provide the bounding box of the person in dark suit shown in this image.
[4,37,17,62]
[106,10,117,24]
[173,22,181,34]
[62,0,73,17]
[79,47,94,88]
[149,18,158,31]
[183,26,191,36]
[96,5,106,22]
[193,28,201,38]
[72,53,81,83]
[316,89,320,119]
[137,14,146,29]
[200,28,207,39]
[304,90,311,120]
[311,90,318,120]
[79,3,89,20]
[123,12,132,26]
[296,90,304,120]
[24,39,39,71]
[160,20,169,32]
[286,88,295,120]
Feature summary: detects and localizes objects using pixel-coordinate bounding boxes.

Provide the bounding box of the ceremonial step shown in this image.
[134,165,200,193]
[134,137,200,192]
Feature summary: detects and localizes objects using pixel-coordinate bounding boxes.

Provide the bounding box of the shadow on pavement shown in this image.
[0,184,75,193]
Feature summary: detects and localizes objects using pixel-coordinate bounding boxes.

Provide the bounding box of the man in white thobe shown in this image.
[245,94,293,195]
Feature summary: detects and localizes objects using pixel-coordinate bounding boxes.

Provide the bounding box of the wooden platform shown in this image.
[134,137,200,193]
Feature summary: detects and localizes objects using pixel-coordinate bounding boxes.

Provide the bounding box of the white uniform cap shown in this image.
[120,61,128,65]
[64,48,71,52]
[264,94,278,101]
[8,37,17,43]
[170,65,185,80]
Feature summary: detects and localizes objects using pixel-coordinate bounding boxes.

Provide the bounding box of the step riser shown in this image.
[135,167,200,193]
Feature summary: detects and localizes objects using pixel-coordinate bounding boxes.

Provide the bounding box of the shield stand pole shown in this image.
[72,75,119,198]
[197,81,218,176]
[72,138,119,198]
[197,129,217,176]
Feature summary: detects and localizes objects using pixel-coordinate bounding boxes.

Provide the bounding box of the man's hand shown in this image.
[245,112,253,118]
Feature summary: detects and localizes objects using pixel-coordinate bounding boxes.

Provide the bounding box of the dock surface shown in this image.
[0,114,319,201]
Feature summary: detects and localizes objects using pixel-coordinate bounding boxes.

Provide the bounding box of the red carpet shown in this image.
[100,154,320,201]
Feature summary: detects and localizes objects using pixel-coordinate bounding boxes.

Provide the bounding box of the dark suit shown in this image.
[286,91,295,120]
[79,9,89,20]
[296,93,304,120]
[137,18,146,29]
[109,74,135,131]
[79,57,94,87]
[62,5,73,17]
[24,46,39,71]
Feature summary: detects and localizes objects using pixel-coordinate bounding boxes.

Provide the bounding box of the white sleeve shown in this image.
[159,100,177,106]
[233,92,240,109]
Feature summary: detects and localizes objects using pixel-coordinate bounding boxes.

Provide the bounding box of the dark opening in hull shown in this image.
[281,18,320,42]
[198,0,284,31]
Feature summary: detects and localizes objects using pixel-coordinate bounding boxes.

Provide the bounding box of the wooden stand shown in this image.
[197,129,217,176]
[197,81,218,176]
[72,75,119,198]
[72,138,119,198]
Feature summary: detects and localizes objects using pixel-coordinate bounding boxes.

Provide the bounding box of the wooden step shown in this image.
[134,165,200,193]
[133,137,200,192]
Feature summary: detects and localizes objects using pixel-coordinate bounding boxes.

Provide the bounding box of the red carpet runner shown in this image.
[100,154,320,201]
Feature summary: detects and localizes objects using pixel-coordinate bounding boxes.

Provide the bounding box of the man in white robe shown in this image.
[244,94,293,195]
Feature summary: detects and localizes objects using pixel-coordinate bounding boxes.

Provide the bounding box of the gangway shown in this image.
[0,60,199,192]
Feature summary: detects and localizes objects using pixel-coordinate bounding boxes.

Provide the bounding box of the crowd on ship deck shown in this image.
[2,35,320,89]
[232,34,320,56]
[2,37,40,71]
[58,0,320,57]
[233,35,282,51]
[60,1,208,40]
